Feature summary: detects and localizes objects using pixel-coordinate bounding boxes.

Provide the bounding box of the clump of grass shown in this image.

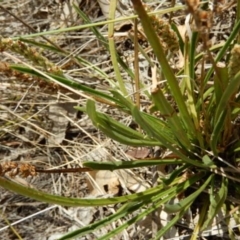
[1,0,240,239]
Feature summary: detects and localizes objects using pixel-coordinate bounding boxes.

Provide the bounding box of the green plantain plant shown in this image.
[1,0,240,239]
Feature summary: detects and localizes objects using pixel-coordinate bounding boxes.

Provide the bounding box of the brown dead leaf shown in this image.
[115,169,150,193]
[87,170,121,196]
[87,168,150,197]
[126,147,150,159]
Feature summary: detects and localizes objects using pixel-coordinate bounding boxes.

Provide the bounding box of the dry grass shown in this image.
[0,0,143,238]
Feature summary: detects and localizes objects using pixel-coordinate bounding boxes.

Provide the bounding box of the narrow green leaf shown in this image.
[73,4,134,80]
[200,177,228,231]
[20,38,65,53]
[83,159,184,171]
[130,0,196,137]
[189,32,198,81]
[72,4,108,48]
[151,87,191,149]
[0,177,174,207]
[98,123,162,146]
[99,111,145,140]
[86,100,162,146]
[10,65,119,104]
[204,19,240,84]
[97,192,175,240]
[99,174,205,240]
[139,113,176,144]
[108,0,129,96]
[161,165,189,186]
[86,99,100,126]
[153,202,192,240]
[211,70,240,154]
[191,198,209,239]
[210,109,227,155]
[98,173,203,240]
[183,34,203,148]
[13,39,113,83]
[0,177,132,206]
[111,90,176,143]
[164,174,213,213]
[214,71,240,122]
[213,66,229,104]
[12,5,184,40]
[59,202,143,240]
[171,23,184,54]
[132,106,206,168]
[202,155,217,168]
